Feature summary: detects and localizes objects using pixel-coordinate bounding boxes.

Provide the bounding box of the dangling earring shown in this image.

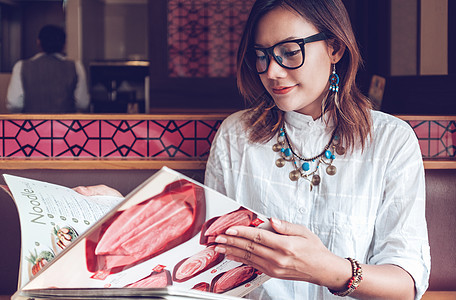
[329,64,353,125]
[329,64,340,93]
[329,64,341,109]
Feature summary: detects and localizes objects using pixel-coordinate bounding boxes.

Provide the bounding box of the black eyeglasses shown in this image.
[247,32,327,74]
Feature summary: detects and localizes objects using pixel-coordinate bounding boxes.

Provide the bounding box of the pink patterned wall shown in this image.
[0,118,454,159]
[0,119,221,158]
[167,0,254,77]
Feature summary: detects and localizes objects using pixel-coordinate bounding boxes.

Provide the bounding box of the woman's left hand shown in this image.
[73,185,123,198]
[213,218,349,288]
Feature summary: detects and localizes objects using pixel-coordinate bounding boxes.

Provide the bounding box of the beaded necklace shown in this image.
[272,124,346,191]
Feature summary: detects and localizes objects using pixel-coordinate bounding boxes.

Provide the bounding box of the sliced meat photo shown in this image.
[200,207,256,245]
[192,282,210,292]
[126,269,172,288]
[85,179,206,273]
[210,265,258,294]
[173,245,224,282]
[96,198,192,257]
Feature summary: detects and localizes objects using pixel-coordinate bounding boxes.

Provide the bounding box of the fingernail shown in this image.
[225,228,238,235]
[214,246,226,254]
[271,217,281,226]
[215,236,227,243]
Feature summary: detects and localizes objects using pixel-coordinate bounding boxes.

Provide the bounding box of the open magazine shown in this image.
[3,167,272,300]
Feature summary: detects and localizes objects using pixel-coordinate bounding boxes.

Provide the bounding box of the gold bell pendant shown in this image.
[336,145,346,155]
[272,143,282,152]
[276,158,285,168]
[326,165,337,176]
[311,174,321,186]
[289,170,301,181]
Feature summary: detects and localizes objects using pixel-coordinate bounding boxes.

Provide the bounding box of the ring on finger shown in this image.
[246,241,255,252]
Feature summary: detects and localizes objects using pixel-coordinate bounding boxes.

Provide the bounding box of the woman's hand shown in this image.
[213,218,350,290]
[73,185,123,198]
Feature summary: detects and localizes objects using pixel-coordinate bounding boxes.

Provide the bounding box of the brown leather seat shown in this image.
[424,169,456,291]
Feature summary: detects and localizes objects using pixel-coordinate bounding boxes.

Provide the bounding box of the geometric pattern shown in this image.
[407,120,456,158]
[0,119,222,158]
[0,117,454,160]
[168,0,254,78]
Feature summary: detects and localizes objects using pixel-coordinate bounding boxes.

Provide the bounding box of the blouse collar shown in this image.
[284,111,334,130]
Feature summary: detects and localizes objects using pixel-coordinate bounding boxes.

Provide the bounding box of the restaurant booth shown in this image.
[0,0,455,299]
[0,113,454,300]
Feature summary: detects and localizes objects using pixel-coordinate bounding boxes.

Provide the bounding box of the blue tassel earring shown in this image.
[329,63,351,124]
[329,64,339,93]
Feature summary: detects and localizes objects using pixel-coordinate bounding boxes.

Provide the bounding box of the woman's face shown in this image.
[254,6,335,119]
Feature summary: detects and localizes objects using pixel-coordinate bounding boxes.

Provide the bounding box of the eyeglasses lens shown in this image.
[254,41,303,73]
[254,49,268,73]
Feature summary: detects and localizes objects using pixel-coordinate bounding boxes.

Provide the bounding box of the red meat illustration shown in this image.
[192,282,210,292]
[86,179,206,273]
[96,199,192,257]
[200,207,256,245]
[173,245,224,282]
[126,269,172,288]
[210,265,257,294]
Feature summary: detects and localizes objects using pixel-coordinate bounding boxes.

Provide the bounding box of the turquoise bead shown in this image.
[284,148,291,157]
[325,150,332,159]
[331,154,336,159]
[302,162,310,171]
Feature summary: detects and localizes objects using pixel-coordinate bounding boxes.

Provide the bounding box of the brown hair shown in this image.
[237,0,372,151]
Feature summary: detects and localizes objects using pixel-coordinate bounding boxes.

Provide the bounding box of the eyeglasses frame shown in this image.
[250,32,328,74]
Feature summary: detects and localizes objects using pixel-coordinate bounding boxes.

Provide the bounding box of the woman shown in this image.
[77,0,429,298]
[204,0,430,299]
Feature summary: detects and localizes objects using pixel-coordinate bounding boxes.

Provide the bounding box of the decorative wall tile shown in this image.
[0,119,222,159]
[3,120,52,157]
[167,0,254,77]
[407,120,456,158]
[0,118,453,159]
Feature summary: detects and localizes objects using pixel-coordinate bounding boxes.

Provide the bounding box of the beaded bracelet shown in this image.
[328,257,363,297]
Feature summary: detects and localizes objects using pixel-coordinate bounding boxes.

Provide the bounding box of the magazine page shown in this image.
[15,167,271,299]
[15,287,245,300]
[2,174,124,288]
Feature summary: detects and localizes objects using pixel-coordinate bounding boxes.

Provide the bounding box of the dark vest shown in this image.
[21,54,78,113]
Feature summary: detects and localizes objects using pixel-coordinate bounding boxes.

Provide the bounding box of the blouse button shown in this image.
[298,207,307,214]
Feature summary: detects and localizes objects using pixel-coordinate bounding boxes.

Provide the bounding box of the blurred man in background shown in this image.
[6,24,89,113]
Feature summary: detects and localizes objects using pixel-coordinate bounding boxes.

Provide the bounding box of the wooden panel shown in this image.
[0,158,207,170]
[390,0,418,76]
[0,112,232,120]
[420,0,448,75]
[422,291,456,300]
[0,158,453,170]
[424,161,456,169]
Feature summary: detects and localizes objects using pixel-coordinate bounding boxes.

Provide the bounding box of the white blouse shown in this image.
[205,109,430,300]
